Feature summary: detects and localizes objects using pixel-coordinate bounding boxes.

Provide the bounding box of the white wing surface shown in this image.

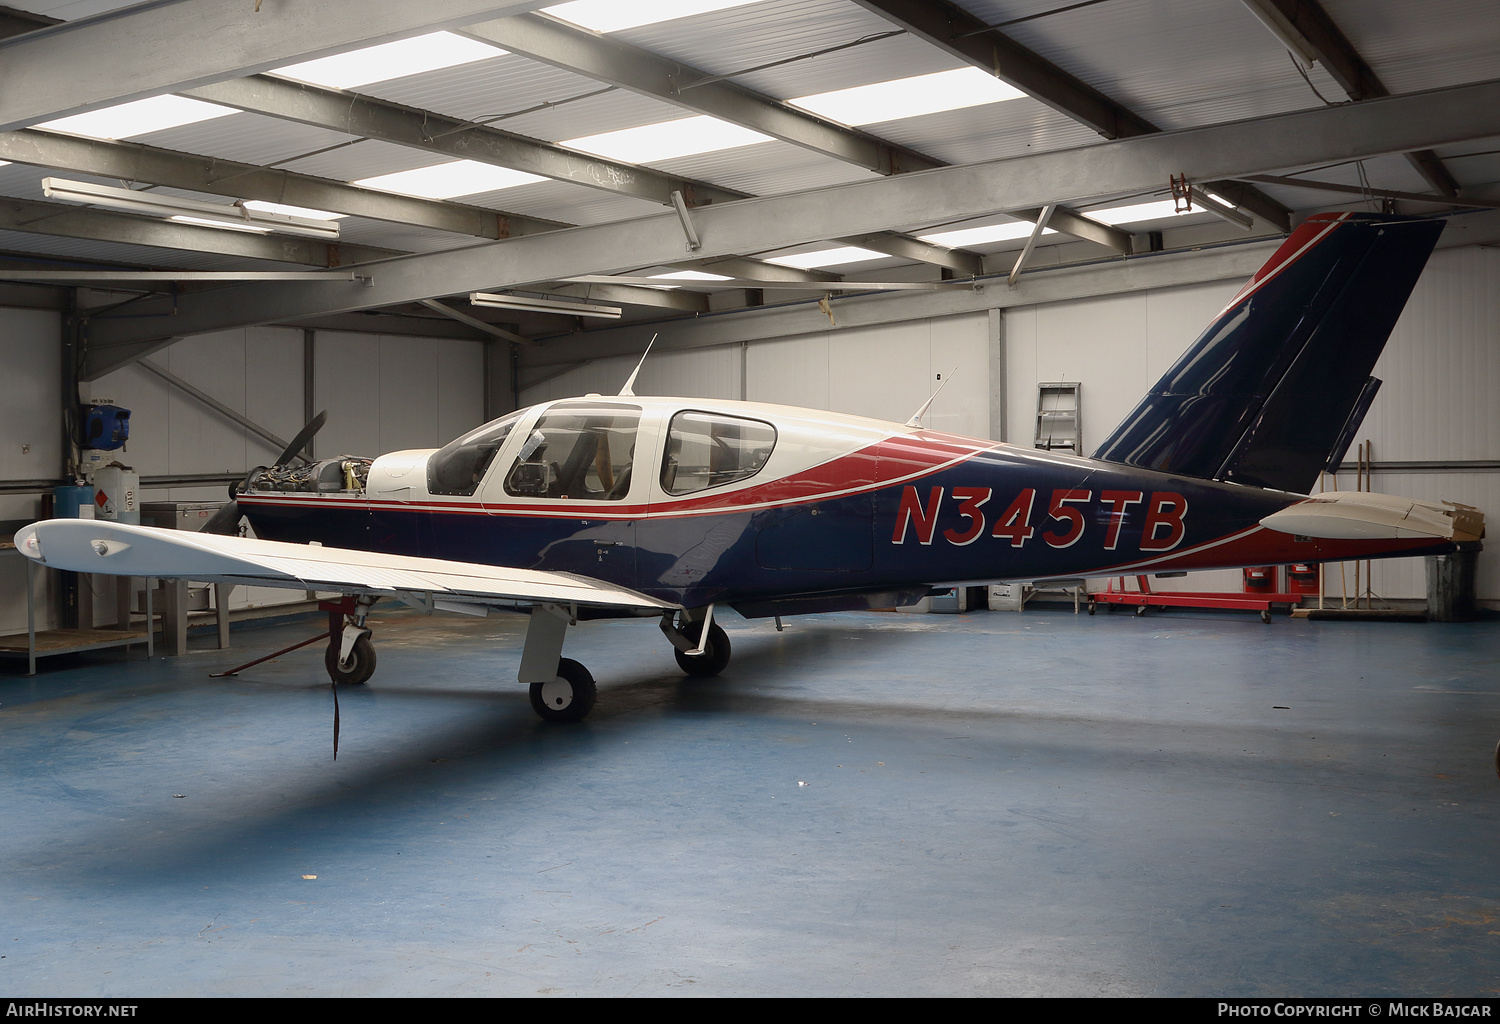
[16,520,673,611]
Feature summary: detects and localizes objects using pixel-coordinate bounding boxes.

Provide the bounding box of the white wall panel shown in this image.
[520,344,741,407]
[745,313,990,435]
[0,308,61,483]
[745,334,829,410]
[1365,246,1500,462]
[377,336,440,454]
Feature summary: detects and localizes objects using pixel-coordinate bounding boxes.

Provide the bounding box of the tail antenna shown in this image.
[618,334,657,397]
[906,366,958,427]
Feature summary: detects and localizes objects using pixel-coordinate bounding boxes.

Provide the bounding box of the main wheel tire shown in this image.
[674,621,731,677]
[325,634,376,685]
[529,658,597,723]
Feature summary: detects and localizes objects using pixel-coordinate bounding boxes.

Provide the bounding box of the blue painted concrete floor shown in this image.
[1,604,1497,997]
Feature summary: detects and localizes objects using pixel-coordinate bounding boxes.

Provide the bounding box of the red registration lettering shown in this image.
[1042,489,1091,548]
[943,487,991,546]
[892,486,943,545]
[1099,491,1144,550]
[1140,491,1188,551]
[990,488,1036,547]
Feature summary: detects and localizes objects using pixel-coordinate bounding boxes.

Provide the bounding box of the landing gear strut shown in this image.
[660,604,731,678]
[323,595,377,685]
[519,603,599,723]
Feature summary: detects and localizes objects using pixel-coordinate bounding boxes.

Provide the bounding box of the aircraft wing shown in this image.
[15,519,675,612]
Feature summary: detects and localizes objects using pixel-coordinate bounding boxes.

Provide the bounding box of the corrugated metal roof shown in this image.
[0,0,1490,292]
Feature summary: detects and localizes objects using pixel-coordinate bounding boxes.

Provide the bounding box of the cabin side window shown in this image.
[503,404,642,501]
[660,411,777,496]
[427,411,523,496]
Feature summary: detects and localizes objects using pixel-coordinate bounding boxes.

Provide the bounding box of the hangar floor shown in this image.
[1,603,1497,997]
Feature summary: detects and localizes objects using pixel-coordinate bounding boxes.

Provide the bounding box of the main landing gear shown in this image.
[324,595,377,685]
[314,600,731,726]
[660,604,731,678]
[519,604,598,723]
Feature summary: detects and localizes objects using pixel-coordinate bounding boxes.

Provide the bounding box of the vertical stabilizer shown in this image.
[1092,213,1443,493]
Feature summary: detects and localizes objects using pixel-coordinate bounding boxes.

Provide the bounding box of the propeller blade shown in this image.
[275,409,327,468]
[200,500,241,536]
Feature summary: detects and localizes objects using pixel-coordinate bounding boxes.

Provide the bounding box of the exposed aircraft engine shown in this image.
[247,456,372,495]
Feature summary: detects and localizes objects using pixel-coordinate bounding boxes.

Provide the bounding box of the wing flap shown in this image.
[17,519,673,611]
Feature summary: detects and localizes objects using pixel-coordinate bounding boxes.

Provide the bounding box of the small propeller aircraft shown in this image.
[17,212,1483,722]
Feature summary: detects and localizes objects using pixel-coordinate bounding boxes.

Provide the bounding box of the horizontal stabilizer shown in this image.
[1260,492,1485,542]
[1093,213,1444,493]
[16,519,675,611]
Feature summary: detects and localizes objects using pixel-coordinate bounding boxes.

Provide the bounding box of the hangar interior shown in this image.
[1,0,1499,998]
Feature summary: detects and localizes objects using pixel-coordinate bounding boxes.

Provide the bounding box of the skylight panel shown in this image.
[543,0,763,33]
[650,270,734,281]
[562,116,771,164]
[919,222,1057,247]
[242,201,345,221]
[352,160,545,199]
[1088,194,1237,225]
[33,95,237,139]
[764,246,889,270]
[1087,200,1192,225]
[790,68,1024,126]
[270,32,506,90]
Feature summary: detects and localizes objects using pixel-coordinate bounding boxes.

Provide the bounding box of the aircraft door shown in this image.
[479,402,645,585]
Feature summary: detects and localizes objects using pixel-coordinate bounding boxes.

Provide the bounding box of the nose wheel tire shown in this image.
[325,635,376,685]
[675,622,731,677]
[530,658,597,723]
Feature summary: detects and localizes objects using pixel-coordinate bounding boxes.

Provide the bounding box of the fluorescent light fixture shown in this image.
[764,246,890,269]
[33,95,238,139]
[353,160,545,199]
[270,32,507,90]
[469,292,622,319]
[563,115,771,164]
[1239,0,1321,71]
[168,215,271,234]
[41,177,342,239]
[790,68,1024,126]
[543,0,762,33]
[241,200,345,221]
[919,222,1058,247]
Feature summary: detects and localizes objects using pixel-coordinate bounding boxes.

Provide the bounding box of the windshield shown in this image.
[427,410,523,496]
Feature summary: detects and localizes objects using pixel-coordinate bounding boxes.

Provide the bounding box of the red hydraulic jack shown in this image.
[1088,575,1303,624]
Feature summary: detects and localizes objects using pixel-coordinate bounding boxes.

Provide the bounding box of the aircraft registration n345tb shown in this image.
[17,212,1484,722]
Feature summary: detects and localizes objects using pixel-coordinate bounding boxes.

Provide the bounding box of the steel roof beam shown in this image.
[460,13,946,176]
[0,0,549,133]
[852,0,1293,232]
[82,76,1500,377]
[459,15,984,268]
[185,76,980,274]
[0,127,830,286]
[185,76,749,208]
[0,195,401,267]
[1012,205,1133,254]
[1242,0,1460,197]
[547,282,711,314]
